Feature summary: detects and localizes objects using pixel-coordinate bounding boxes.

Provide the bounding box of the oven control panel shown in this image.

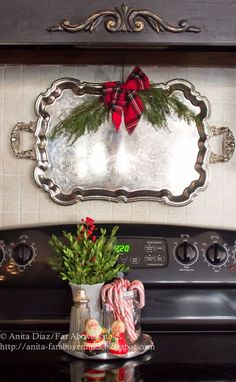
[1,223,236,285]
[116,237,168,268]
[115,227,236,284]
[116,234,232,270]
[0,235,37,275]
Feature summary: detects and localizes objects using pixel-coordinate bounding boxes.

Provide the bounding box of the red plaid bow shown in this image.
[103,66,150,133]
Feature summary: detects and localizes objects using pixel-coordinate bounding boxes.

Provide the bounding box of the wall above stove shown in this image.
[1,65,236,229]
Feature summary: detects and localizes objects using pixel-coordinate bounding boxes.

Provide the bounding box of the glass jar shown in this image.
[100,302,114,333]
[123,290,141,343]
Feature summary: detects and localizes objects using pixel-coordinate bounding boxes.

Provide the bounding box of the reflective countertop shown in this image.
[1,329,236,381]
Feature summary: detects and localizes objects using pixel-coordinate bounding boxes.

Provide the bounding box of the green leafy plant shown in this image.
[48,217,129,285]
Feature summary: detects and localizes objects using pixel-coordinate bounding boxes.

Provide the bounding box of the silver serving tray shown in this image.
[58,333,154,360]
[33,78,211,206]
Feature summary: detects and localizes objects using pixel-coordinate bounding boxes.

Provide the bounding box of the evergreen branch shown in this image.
[138,87,201,129]
[49,96,107,144]
[49,87,200,144]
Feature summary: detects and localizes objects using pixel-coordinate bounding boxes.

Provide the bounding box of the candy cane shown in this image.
[114,285,123,321]
[130,280,145,309]
[101,278,145,343]
[123,299,137,342]
[120,280,137,342]
[102,284,114,312]
[101,283,109,303]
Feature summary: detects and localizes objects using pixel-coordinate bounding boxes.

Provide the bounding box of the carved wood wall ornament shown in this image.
[48,2,201,33]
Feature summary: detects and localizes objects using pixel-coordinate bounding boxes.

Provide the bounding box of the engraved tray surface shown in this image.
[58,333,154,360]
[34,78,210,206]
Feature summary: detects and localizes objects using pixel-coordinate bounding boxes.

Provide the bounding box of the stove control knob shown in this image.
[11,243,34,267]
[0,246,5,265]
[175,242,198,265]
[206,243,228,266]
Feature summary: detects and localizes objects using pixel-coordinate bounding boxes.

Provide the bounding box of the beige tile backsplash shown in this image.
[1,65,236,229]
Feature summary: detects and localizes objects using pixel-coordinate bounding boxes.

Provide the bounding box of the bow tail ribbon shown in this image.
[103,66,150,133]
[124,90,144,133]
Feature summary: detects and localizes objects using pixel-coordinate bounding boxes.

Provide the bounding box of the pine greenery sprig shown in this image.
[49,96,107,144]
[138,87,201,129]
[49,87,200,144]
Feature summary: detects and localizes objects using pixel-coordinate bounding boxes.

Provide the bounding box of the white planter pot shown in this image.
[69,282,104,322]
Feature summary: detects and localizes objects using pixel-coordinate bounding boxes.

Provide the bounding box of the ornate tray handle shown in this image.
[209,126,235,163]
[10,121,37,160]
[10,123,235,165]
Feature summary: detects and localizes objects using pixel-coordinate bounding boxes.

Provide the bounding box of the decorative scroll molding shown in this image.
[48,2,201,34]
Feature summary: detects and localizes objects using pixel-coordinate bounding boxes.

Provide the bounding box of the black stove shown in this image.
[1,223,236,381]
[1,332,236,381]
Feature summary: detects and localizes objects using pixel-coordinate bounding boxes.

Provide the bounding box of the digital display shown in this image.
[115,237,168,268]
[114,244,130,253]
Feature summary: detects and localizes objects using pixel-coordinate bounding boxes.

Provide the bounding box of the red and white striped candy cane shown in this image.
[123,297,137,342]
[101,279,145,343]
[113,279,136,342]
[114,283,123,321]
[130,280,145,309]
[102,283,114,312]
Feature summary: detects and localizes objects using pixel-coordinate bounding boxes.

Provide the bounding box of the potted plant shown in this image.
[48,217,129,320]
